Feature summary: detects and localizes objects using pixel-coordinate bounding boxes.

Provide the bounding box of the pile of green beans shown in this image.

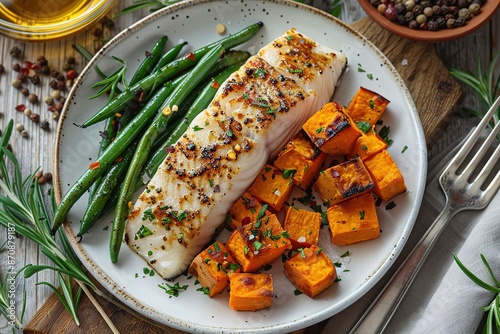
[52,22,263,262]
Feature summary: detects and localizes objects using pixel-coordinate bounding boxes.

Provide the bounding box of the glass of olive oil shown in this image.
[0,0,115,41]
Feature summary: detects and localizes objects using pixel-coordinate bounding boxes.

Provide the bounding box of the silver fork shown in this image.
[350,95,500,334]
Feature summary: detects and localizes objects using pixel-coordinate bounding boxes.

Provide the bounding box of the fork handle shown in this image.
[350,204,456,334]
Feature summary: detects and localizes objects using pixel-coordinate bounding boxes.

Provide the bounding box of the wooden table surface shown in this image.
[0,1,498,333]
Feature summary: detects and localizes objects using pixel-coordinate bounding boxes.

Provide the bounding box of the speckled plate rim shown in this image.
[53,0,427,333]
[358,0,500,42]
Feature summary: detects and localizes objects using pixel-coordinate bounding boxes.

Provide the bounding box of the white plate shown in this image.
[54,0,427,333]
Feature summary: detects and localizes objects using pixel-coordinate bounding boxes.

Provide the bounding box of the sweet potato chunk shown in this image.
[228,273,273,311]
[226,214,292,273]
[347,126,388,161]
[302,102,362,156]
[226,192,272,231]
[346,86,390,126]
[188,241,241,297]
[247,164,294,211]
[363,149,407,201]
[327,193,380,245]
[313,157,374,206]
[273,130,326,190]
[283,245,336,298]
[283,207,321,250]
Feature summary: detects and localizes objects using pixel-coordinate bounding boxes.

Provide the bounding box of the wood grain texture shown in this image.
[22,15,465,334]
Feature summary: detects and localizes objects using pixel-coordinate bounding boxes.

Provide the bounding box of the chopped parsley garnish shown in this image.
[359,211,365,220]
[340,251,350,258]
[193,125,204,131]
[386,201,396,210]
[402,145,408,153]
[287,68,303,73]
[369,99,375,109]
[316,127,324,133]
[197,286,210,295]
[357,121,371,133]
[142,208,156,221]
[298,248,306,258]
[135,225,153,239]
[253,68,267,78]
[158,282,188,298]
[254,240,263,251]
[213,242,221,252]
[282,169,296,179]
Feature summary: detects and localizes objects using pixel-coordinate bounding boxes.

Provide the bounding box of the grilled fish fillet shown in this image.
[124,28,347,279]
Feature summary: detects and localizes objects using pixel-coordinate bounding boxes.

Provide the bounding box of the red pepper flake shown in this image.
[20,67,30,76]
[165,145,175,153]
[187,52,195,61]
[89,161,101,170]
[15,104,26,112]
[47,106,56,112]
[211,80,220,89]
[114,157,123,163]
[138,90,145,102]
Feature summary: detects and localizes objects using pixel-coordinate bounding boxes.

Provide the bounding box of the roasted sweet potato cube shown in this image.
[363,149,407,201]
[226,214,292,273]
[226,192,272,231]
[283,207,321,250]
[347,126,388,161]
[283,245,336,298]
[273,130,326,190]
[346,86,390,126]
[228,273,273,311]
[188,241,241,297]
[302,102,362,156]
[327,193,380,245]
[313,157,374,206]
[247,164,294,211]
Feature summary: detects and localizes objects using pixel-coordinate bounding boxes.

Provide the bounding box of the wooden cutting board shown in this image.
[24,16,462,334]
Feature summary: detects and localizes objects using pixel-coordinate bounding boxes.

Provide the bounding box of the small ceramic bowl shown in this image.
[358,0,499,42]
[0,0,115,42]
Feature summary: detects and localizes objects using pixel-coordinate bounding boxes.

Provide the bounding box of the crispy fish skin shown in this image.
[124,29,347,279]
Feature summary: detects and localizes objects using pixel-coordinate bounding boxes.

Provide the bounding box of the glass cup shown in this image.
[0,0,115,41]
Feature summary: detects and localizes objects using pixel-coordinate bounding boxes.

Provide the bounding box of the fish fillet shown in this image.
[124,28,347,279]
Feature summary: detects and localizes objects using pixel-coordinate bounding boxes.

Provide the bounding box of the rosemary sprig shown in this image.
[0,120,118,332]
[450,51,500,126]
[453,254,500,333]
[89,55,128,101]
[115,0,184,17]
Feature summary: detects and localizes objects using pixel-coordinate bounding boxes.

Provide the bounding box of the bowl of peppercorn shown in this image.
[359,0,499,42]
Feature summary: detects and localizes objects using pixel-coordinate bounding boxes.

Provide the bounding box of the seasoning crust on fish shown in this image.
[124,28,348,279]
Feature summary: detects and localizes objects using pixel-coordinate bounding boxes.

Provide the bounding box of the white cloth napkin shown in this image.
[321,136,500,334]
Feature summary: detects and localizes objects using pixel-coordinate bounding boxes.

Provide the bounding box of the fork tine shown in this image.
[470,142,500,194]
[444,95,500,175]
[462,117,500,184]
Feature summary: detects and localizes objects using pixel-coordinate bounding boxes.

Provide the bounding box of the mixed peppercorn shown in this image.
[370,0,485,31]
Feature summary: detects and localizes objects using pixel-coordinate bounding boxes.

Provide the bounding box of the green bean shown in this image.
[129,36,167,86]
[143,62,243,179]
[81,22,263,128]
[78,142,137,237]
[109,44,226,263]
[152,41,188,74]
[51,77,185,235]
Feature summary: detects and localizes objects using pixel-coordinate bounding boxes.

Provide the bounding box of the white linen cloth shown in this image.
[321,136,500,334]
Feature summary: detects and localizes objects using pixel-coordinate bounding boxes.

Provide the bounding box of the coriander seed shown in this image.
[29,113,40,123]
[21,130,28,138]
[28,93,38,103]
[23,107,32,116]
[15,123,24,132]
